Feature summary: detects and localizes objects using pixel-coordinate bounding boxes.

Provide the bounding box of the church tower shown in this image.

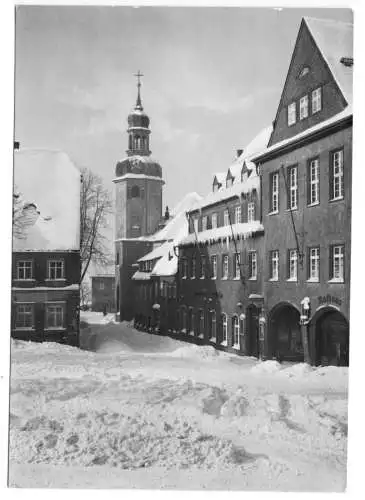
[114,72,164,240]
[114,73,165,320]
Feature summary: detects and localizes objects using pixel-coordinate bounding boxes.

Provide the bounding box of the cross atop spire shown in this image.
[134,70,144,109]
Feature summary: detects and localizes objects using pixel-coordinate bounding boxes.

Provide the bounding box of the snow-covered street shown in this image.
[8,313,348,490]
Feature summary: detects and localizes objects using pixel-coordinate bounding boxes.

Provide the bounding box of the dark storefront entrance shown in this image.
[269,303,304,362]
[314,309,349,366]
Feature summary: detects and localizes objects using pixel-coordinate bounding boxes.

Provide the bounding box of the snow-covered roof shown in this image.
[190,171,260,213]
[13,149,80,251]
[304,17,353,105]
[138,240,172,263]
[213,172,226,185]
[131,271,151,281]
[180,221,264,247]
[252,105,352,163]
[145,192,202,243]
[151,243,177,277]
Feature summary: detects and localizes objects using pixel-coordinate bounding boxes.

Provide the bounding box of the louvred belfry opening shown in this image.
[126,70,151,157]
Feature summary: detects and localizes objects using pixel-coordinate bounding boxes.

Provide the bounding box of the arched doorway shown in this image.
[246,305,260,358]
[269,303,303,362]
[314,309,349,366]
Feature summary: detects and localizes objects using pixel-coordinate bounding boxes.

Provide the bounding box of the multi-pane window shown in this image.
[224,209,230,226]
[288,249,298,280]
[199,310,205,337]
[308,247,320,281]
[247,202,255,222]
[181,258,188,279]
[15,304,33,329]
[232,316,240,347]
[270,250,279,280]
[193,218,199,234]
[210,310,217,341]
[330,149,344,200]
[17,260,33,280]
[211,255,217,279]
[299,95,309,119]
[202,216,208,231]
[189,308,195,334]
[312,87,322,114]
[308,158,320,205]
[191,257,196,279]
[287,102,296,125]
[221,313,228,344]
[46,304,64,329]
[270,172,279,213]
[330,245,344,282]
[211,213,218,229]
[48,260,64,280]
[287,166,298,210]
[233,253,241,279]
[222,255,229,279]
[200,255,206,278]
[235,206,241,224]
[248,251,257,279]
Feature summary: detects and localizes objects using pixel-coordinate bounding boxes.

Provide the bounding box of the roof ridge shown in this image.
[303,16,353,27]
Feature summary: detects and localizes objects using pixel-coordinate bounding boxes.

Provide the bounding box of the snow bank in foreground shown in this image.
[170,344,222,360]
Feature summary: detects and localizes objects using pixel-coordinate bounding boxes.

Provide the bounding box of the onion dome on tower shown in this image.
[115,71,162,179]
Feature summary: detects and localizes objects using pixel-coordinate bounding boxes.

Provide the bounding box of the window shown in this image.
[202,216,208,231]
[247,202,255,222]
[46,303,64,329]
[211,213,218,229]
[191,257,196,279]
[131,185,140,198]
[181,258,188,279]
[222,255,229,279]
[17,260,33,280]
[299,95,309,119]
[15,304,33,329]
[189,308,195,334]
[198,310,205,337]
[226,177,234,188]
[288,249,298,281]
[287,102,296,125]
[221,313,228,344]
[181,308,187,332]
[210,310,217,341]
[239,314,246,341]
[224,209,230,226]
[330,149,344,201]
[270,172,279,213]
[99,281,105,290]
[330,245,344,282]
[48,260,64,280]
[235,205,241,224]
[248,251,257,279]
[270,250,279,281]
[116,252,120,265]
[312,87,322,114]
[211,255,217,279]
[193,218,199,234]
[232,316,240,348]
[233,253,241,279]
[308,158,320,205]
[287,166,298,210]
[308,247,320,282]
[200,255,206,279]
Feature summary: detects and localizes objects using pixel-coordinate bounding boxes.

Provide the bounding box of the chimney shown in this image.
[236,149,243,158]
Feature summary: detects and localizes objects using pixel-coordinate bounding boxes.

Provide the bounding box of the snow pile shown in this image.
[170,344,222,360]
[250,360,282,374]
[280,363,313,378]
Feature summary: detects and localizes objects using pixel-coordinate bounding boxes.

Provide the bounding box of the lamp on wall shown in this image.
[300,297,311,325]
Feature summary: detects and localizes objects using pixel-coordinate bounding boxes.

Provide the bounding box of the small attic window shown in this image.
[298,66,310,79]
[340,57,353,67]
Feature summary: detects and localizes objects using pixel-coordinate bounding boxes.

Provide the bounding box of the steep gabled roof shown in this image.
[304,17,353,105]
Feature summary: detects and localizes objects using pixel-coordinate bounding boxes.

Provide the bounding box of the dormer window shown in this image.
[287,102,296,126]
[312,87,322,114]
[226,177,234,188]
[298,66,310,78]
[299,95,309,120]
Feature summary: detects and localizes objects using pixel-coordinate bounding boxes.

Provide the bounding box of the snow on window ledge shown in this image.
[221,277,228,281]
[233,343,240,350]
[198,333,204,339]
[189,331,194,336]
[220,340,228,347]
[45,327,66,331]
[268,210,279,216]
[233,277,240,281]
[209,337,217,343]
[328,278,344,284]
[306,277,319,283]
[14,327,35,331]
[268,278,279,282]
[329,196,344,203]
[248,277,257,281]
[14,278,35,282]
[307,202,320,208]
[286,277,297,282]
